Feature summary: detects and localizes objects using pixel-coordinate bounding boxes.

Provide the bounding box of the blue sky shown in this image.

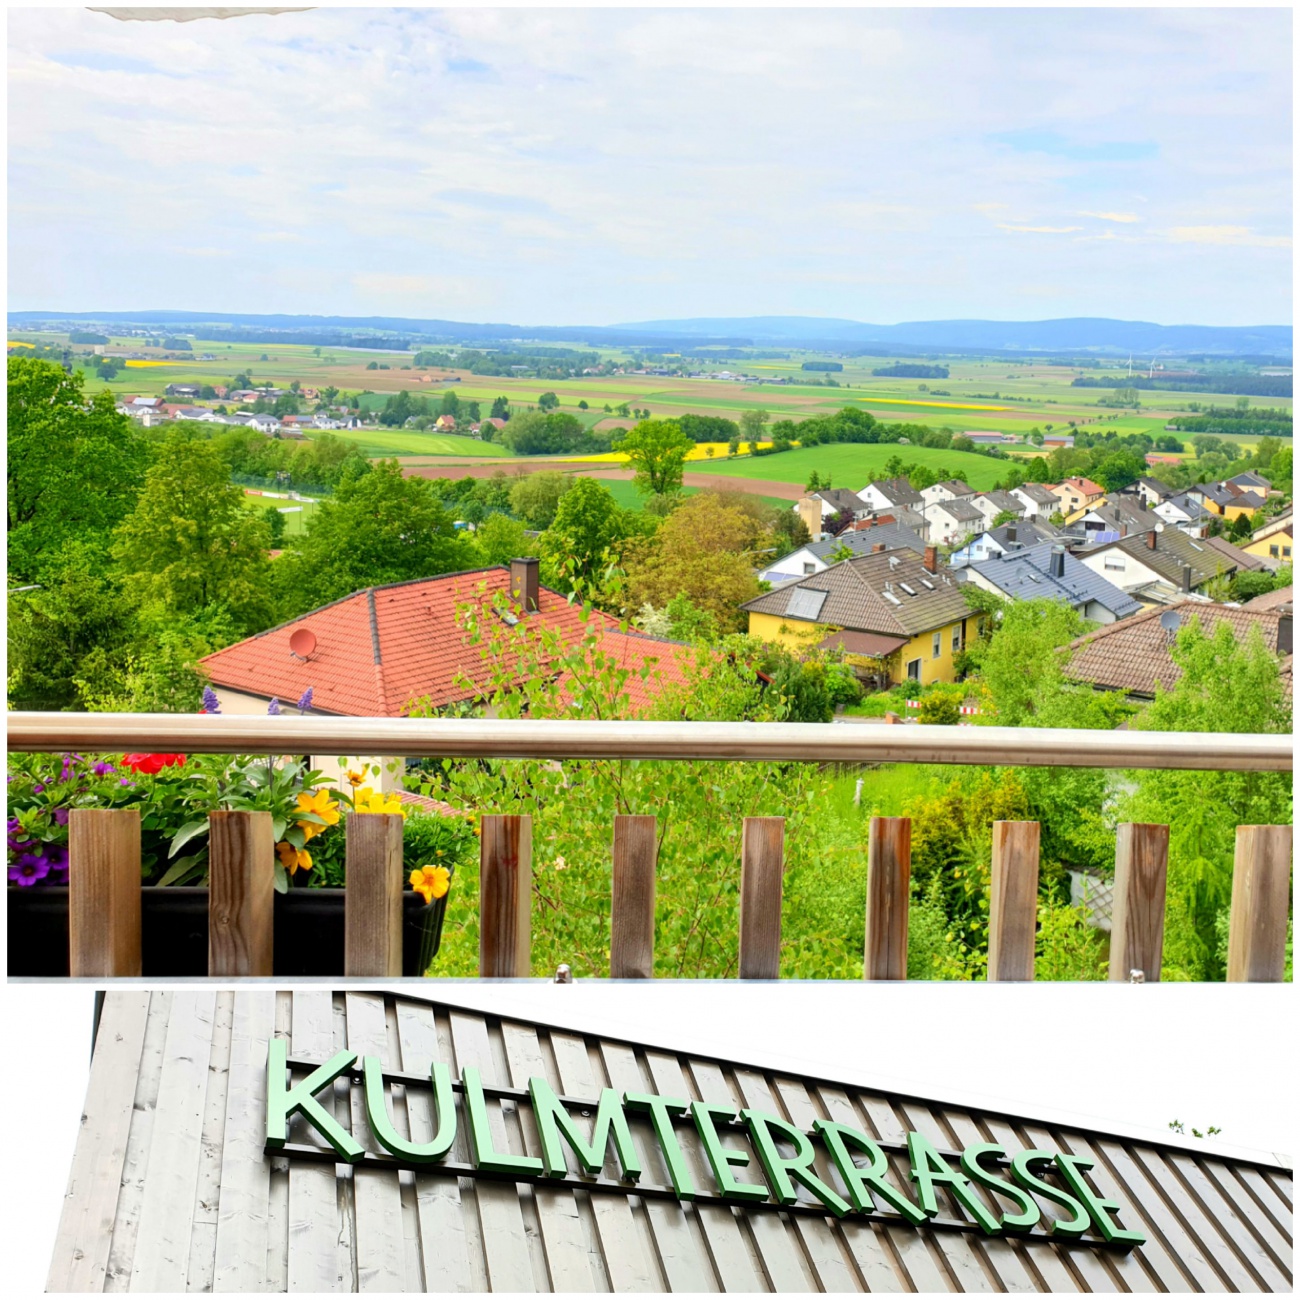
[7,5,1292,325]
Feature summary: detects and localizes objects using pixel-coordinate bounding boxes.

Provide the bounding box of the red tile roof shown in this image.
[200,567,693,717]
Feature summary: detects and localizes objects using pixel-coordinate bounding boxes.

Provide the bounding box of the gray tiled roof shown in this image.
[864,476,923,506]
[977,490,1025,514]
[785,524,927,566]
[743,551,969,636]
[935,498,985,523]
[1084,498,1164,532]
[1014,483,1059,505]
[979,520,1061,551]
[969,542,1144,618]
[1082,528,1242,589]
[934,479,975,497]
[815,488,866,513]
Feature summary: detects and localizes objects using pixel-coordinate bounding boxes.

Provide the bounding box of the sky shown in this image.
[5,5,1294,326]
[9,982,1296,1293]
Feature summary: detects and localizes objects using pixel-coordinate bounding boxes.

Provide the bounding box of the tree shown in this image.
[509,471,574,529]
[1227,511,1253,541]
[499,410,588,456]
[613,419,694,497]
[490,396,510,420]
[112,429,274,632]
[577,399,589,410]
[1093,450,1147,492]
[7,358,148,582]
[538,391,560,411]
[539,477,630,597]
[739,408,769,445]
[274,460,474,615]
[474,513,530,566]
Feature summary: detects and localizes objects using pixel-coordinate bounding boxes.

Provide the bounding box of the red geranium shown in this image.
[121,753,187,775]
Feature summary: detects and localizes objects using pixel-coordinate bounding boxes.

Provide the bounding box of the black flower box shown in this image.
[7,886,441,977]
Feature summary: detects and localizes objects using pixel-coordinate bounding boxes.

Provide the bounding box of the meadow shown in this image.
[699,442,1010,490]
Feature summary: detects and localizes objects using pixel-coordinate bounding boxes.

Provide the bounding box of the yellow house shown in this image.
[1243,515,1293,569]
[742,548,977,687]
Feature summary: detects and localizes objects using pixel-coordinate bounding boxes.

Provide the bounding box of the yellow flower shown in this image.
[354,786,406,817]
[295,787,340,841]
[410,864,451,904]
[276,840,312,874]
[345,768,366,787]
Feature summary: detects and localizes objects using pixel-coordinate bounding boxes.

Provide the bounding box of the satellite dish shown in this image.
[289,627,317,659]
[1159,610,1181,633]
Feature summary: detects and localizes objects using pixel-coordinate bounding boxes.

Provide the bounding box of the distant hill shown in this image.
[8,309,1290,357]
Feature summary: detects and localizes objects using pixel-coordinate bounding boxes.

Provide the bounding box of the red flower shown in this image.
[120,753,187,775]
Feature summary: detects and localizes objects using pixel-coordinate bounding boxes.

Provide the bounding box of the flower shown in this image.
[53,808,69,827]
[201,686,222,714]
[294,788,340,842]
[297,686,314,714]
[267,697,282,716]
[9,853,51,887]
[91,762,115,777]
[276,840,313,874]
[121,753,187,775]
[410,864,451,904]
[345,768,365,787]
[353,786,406,817]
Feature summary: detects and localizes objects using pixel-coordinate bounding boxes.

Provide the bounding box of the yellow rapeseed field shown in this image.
[569,440,779,464]
[7,340,35,348]
[124,359,174,368]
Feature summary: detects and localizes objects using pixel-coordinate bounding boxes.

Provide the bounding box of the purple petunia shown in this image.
[92,761,115,777]
[297,687,314,714]
[53,808,70,827]
[267,697,282,716]
[202,686,222,714]
[9,854,51,887]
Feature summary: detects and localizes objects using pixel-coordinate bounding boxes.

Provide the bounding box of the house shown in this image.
[1132,477,1174,509]
[967,490,1026,528]
[434,414,458,431]
[311,413,345,430]
[962,431,1016,445]
[481,417,508,432]
[1076,529,1244,604]
[963,542,1142,624]
[949,519,1060,569]
[741,547,976,687]
[1154,492,1213,538]
[1227,471,1275,495]
[845,506,930,540]
[758,523,927,585]
[1070,496,1164,539]
[1042,434,1074,449]
[1065,602,1293,700]
[1200,534,1267,575]
[165,384,200,399]
[1191,482,1260,523]
[230,412,281,435]
[1048,477,1105,516]
[1242,514,1294,570]
[199,560,692,790]
[172,405,222,423]
[1009,482,1061,521]
[921,496,985,546]
[918,478,975,509]
[792,489,869,538]
[1243,585,1293,613]
[856,476,924,514]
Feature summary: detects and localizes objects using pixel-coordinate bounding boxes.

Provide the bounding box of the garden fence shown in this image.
[8,713,1293,981]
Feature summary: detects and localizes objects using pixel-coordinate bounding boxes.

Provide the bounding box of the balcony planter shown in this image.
[7,886,434,978]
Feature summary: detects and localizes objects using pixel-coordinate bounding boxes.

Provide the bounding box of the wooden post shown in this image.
[1227,825,1293,983]
[344,813,405,977]
[208,811,274,977]
[610,815,657,979]
[69,809,142,978]
[739,817,785,980]
[479,814,532,977]
[987,821,1041,982]
[865,816,911,980]
[1109,823,1169,982]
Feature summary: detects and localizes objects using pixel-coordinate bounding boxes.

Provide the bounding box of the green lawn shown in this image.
[348,429,508,457]
[698,443,1010,490]
[240,489,319,537]
[587,477,790,511]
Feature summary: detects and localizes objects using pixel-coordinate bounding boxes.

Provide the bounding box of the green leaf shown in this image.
[273,862,289,894]
[168,819,209,857]
[156,853,203,887]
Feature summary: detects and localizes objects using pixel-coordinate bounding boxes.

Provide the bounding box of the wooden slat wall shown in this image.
[52,992,1294,1293]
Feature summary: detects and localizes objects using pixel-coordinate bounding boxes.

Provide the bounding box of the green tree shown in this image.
[538,391,560,411]
[539,477,629,598]
[509,471,574,529]
[739,408,769,445]
[275,460,474,614]
[112,429,273,632]
[474,513,530,567]
[614,419,694,497]
[490,396,510,420]
[7,358,148,582]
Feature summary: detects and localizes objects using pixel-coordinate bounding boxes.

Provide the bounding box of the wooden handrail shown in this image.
[6,712,1292,771]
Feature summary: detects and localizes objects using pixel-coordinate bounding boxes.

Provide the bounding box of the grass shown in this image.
[240,489,319,537]
[346,429,508,457]
[697,443,1010,490]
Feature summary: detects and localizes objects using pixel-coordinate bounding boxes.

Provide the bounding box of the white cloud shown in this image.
[1082,211,1141,223]
[997,224,1084,235]
[1168,225,1292,248]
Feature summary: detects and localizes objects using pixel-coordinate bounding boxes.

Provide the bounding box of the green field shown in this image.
[239,490,320,537]
[345,428,507,457]
[698,443,1009,491]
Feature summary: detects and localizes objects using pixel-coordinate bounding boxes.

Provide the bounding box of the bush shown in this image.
[917,687,963,725]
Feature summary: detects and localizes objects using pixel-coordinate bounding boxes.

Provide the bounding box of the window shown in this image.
[951,625,962,652]
[1284,546,1292,559]
[803,562,815,574]
[907,658,921,681]
[1104,557,1125,571]
[932,632,942,659]
[1270,545,1280,558]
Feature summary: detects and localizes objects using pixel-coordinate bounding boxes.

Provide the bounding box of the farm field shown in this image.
[345,428,508,457]
[694,443,1010,491]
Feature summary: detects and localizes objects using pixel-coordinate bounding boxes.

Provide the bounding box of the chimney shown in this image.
[510,556,539,612]
[1146,531,1157,551]
[1049,545,1066,579]
[1181,564,1193,593]
[796,496,823,541]
[872,543,886,554]
[1006,525,1017,543]
[923,545,938,573]
[1278,614,1293,657]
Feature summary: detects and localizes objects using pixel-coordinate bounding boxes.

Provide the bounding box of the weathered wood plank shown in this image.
[212,991,277,1291]
[47,993,151,1293]
[344,813,405,977]
[286,990,346,1293]
[346,993,408,1292]
[987,821,1040,983]
[479,815,532,977]
[1109,823,1169,982]
[865,817,911,980]
[266,993,293,1292]
[207,811,274,977]
[69,808,142,977]
[1227,824,1293,982]
[739,816,785,980]
[186,990,235,1293]
[393,999,475,1293]
[610,815,657,979]
[129,992,217,1291]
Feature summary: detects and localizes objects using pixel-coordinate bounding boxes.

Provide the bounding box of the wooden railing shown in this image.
[8,713,1294,981]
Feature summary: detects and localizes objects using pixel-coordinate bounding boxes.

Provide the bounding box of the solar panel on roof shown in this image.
[785,587,828,620]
